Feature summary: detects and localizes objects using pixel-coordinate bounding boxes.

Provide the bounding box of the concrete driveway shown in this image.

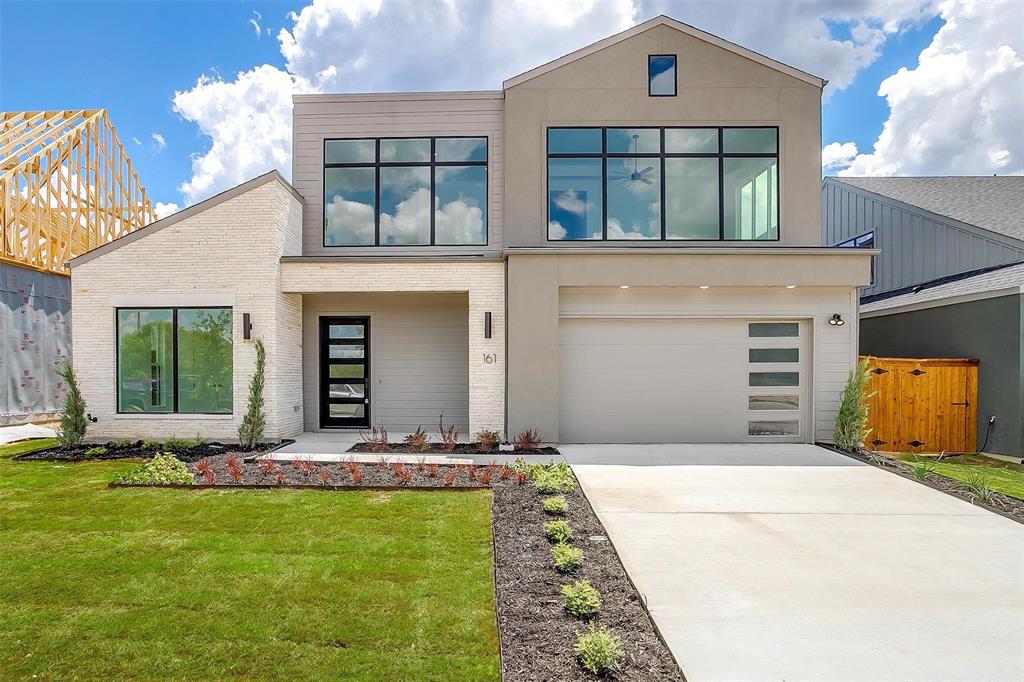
[562,444,1024,682]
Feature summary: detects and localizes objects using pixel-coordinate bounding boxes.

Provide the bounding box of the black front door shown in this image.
[319,317,370,428]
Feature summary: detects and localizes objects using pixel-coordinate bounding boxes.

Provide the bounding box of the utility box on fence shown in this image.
[861,356,978,454]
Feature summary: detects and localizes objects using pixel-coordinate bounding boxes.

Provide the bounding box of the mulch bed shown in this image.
[492,474,684,681]
[348,442,560,456]
[14,441,283,463]
[109,453,684,679]
[823,444,1024,524]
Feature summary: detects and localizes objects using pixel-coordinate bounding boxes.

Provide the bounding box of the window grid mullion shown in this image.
[601,128,607,240]
[429,138,436,245]
[374,138,381,246]
[718,128,725,241]
[660,127,666,240]
[171,308,179,414]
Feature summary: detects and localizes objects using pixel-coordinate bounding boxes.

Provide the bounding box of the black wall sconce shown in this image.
[243,313,253,339]
[828,313,845,326]
[484,312,492,339]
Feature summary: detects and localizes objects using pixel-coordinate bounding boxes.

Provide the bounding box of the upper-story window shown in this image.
[323,137,487,246]
[648,55,676,96]
[547,127,778,241]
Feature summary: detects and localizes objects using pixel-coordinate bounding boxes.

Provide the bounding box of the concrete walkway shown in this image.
[562,443,1024,682]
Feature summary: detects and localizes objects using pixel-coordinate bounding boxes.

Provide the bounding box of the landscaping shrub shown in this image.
[362,424,390,453]
[965,471,993,501]
[552,542,584,573]
[544,519,573,544]
[84,446,108,457]
[562,579,602,618]
[834,357,873,450]
[142,439,160,450]
[237,338,267,449]
[404,427,430,452]
[543,495,568,515]
[475,429,501,452]
[909,458,937,480]
[574,624,624,675]
[113,438,134,448]
[115,454,195,485]
[534,475,562,494]
[533,462,576,494]
[437,413,459,453]
[513,428,542,451]
[56,361,88,448]
[163,436,194,453]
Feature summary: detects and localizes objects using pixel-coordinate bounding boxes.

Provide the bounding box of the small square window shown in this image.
[649,55,676,96]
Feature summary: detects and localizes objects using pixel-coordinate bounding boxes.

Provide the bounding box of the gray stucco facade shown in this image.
[860,294,1023,457]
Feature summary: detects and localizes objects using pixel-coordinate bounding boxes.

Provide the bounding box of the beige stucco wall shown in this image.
[301,292,469,433]
[506,251,871,442]
[504,23,823,247]
[69,179,304,442]
[281,259,505,435]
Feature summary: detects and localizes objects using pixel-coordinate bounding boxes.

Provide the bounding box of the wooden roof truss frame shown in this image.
[0,109,155,274]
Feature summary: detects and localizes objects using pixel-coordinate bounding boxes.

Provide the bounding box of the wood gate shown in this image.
[862,357,978,454]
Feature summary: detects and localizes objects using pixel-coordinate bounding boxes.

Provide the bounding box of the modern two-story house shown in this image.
[67,16,872,445]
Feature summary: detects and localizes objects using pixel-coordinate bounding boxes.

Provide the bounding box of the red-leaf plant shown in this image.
[350,468,364,484]
[258,459,277,475]
[437,413,459,453]
[225,454,239,469]
[513,429,543,452]
[427,463,439,478]
[416,457,427,472]
[228,465,243,483]
[196,458,213,477]
[275,471,286,485]
[394,465,414,485]
[318,469,331,486]
[377,455,391,470]
[443,473,456,487]
[516,471,529,486]
[477,469,493,485]
[500,464,512,481]
[201,468,216,485]
[299,460,316,477]
[361,424,390,453]
[467,464,478,478]
[403,427,430,453]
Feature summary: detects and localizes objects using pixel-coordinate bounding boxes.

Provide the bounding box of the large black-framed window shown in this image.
[323,136,488,246]
[116,307,233,414]
[547,126,779,242]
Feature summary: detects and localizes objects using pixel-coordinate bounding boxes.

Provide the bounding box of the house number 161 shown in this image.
[482,353,497,364]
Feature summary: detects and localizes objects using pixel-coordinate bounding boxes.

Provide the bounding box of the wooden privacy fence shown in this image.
[861,356,978,454]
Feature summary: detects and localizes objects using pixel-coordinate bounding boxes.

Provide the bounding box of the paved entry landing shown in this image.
[562,444,1024,682]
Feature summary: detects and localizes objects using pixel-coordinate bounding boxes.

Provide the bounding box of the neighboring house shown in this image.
[823,176,1024,456]
[67,16,871,445]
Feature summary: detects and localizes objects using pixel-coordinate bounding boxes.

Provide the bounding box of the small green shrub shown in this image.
[543,495,568,515]
[552,543,584,573]
[574,624,624,674]
[534,475,562,494]
[115,454,195,485]
[192,433,209,447]
[56,361,88,448]
[834,357,873,450]
[562,579,602,618]
[532,462,576,494]
[113,438,134,448]
[142,439,161,450]
[964,471,993,501]
[544,519,573,544]
[162,436,194,453]
[908,458,937,480]
[84,446,108,457]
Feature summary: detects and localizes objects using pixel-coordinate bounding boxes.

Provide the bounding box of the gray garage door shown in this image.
[558,318,808,443]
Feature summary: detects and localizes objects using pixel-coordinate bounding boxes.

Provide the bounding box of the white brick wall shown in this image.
[281,261,506,436]
[70,178,305,442]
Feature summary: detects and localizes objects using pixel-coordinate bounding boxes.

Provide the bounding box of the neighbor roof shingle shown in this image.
[836,176,1024,241]
[860,260,1024,314]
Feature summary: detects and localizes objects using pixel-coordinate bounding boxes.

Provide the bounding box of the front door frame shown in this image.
[319,316,371,428]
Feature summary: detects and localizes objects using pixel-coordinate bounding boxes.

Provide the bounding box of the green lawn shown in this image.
[0,440,500,680]
[891,452,1024,500]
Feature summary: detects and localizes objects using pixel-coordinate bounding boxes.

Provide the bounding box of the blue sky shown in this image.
[2,1,1020,210]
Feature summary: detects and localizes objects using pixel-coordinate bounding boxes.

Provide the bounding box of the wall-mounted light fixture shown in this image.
[484,311,492,339]
[243,312,253,339]
[828,313,845,326]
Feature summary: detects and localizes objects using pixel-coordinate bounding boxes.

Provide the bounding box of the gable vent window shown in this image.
[648,55,677,96]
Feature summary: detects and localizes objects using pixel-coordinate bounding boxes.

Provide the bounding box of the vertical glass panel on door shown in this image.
[177,308,233,414]
[723,158,778,240]
[325,139,375,164]
[117,308,173,413]
[329,344,365,359]
[606,158,660,239]
[329,324,364,339]
[379,138,430,162]
[665,157,719,239]
[548,128,602,154]
[324,167,376,245]
[329,383,365,398]
[606,128,660,154]
[379,166,430,244]
[435,165,487,245]
[548,158,603,240]
[665,128,718,153]
[434,137,487,162]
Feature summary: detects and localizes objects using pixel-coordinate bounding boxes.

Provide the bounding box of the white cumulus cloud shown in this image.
[154,201,180,219]
[822,141,859,170]
[841,0,1024,176]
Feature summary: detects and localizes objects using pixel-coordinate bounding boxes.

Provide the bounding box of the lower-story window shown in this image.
[117,307,233,414]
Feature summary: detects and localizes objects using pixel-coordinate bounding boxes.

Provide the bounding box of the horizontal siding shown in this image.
[293,95,504,257]
[302,292,469,434]
[822,179,1024,297]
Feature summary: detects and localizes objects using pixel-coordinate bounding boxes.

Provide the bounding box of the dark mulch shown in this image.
[185,454,488,488]
[823,444,1024,524]
[492,475,685,682]
[15,441,282,463]
[349,442,560,456]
